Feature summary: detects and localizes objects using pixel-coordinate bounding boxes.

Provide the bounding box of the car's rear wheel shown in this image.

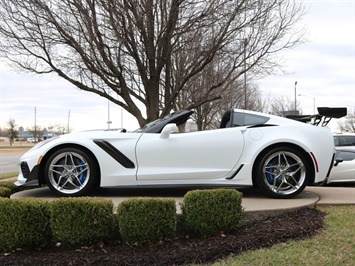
[253,147,310,199]
[44,147,98,197]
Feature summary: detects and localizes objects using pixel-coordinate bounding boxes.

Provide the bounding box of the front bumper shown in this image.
[16,162,40,187]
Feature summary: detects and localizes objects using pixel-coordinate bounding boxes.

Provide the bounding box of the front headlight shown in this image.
[28,136,60,151]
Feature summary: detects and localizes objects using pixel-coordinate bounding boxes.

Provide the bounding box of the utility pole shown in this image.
[34,106,37,141]
[244,39,247,110]
[67,110,70,134]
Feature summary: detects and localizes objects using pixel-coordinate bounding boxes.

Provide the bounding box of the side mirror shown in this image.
[160,124,178,139]
[334,158,344,167]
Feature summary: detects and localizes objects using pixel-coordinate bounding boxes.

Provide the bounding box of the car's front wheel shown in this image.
[253,147,310,199]
[44,147,98,197]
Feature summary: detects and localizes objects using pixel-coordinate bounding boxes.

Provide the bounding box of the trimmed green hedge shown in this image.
[50,197,115,246]
[0,198,52,251]
[0,187,11,198]
[0,188,244,250]
[0,181,20,194]
[180,189,243,236]
[117,198,176,244]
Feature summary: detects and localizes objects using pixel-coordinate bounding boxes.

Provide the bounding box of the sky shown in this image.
[0,0,354,133]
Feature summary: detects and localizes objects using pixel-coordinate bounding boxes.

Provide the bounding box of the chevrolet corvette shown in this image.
[16,107,346,199]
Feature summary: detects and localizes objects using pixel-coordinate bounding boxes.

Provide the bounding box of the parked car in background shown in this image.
[27,138,35,143]
[16,107,346,199]
[333,133,355,148]
[328,134,355,184]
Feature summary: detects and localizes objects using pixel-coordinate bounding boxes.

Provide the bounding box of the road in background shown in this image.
[0,142,33,174]
[0,151,25,174]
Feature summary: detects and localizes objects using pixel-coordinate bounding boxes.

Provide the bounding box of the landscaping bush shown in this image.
[180,189,243,236]
[117,198,176,244]
[0,181,19,194]
[50,197,115,246]
[0,187,11,198]
[0,198,52,251]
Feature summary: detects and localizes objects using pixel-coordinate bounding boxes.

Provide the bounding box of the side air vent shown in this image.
[93,140,135,169]
[20,162,30,179]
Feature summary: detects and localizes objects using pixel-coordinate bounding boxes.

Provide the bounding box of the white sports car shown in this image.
[16,107,346,199]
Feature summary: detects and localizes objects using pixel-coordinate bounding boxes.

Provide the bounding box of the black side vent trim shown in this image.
[94,140,135,169]
[225,164,244,180]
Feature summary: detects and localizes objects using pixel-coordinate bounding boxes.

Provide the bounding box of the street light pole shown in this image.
[294,81,297,114]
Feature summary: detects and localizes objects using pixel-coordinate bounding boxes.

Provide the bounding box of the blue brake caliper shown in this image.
[266,162,274,184]
[77,159,87,183]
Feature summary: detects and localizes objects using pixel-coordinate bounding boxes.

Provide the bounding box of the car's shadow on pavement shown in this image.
[89,186,262,198]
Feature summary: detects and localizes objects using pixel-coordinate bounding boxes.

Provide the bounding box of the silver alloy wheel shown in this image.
[47,151,91,195]
[262,151,306,196]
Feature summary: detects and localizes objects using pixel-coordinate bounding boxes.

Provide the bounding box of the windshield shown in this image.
[133,113,176,133]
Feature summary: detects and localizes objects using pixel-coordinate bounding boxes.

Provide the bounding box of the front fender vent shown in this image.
[93,140,135,169]
[20,162,30,179]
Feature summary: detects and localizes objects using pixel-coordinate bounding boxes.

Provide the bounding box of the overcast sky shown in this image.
[1,0,354,133]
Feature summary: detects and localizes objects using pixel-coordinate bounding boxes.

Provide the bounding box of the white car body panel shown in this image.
[329,163,355,182]
[327,148,355,183]
[136,128,244,182]
[232,125,334,184]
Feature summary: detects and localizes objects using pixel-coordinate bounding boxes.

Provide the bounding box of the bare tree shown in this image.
[337,110,355,133]
[0,127,6,137]
[268,95,301,117]
[51,124,70,135]
[0,0,307,127]
[26,126,45,142]
[190,79,264,130]
[5,118,18,145]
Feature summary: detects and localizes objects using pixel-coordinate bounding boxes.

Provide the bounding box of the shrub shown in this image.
[0,187,11,198]
[0,198,52,251]
[50,197,115,246]
[117,198,176,244]
[0,181,19,194]
[180,189,243,236]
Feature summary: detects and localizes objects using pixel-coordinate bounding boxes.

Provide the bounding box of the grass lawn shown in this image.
[0,172,18,181]
[208,205,355,266]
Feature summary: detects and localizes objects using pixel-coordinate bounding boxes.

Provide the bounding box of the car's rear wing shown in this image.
[286,107,347,127]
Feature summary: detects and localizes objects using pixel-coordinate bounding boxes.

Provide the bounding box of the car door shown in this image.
[330,150,355,182]
[135,126,244,182]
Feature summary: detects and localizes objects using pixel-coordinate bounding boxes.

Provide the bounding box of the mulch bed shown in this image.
[0,207,325,266]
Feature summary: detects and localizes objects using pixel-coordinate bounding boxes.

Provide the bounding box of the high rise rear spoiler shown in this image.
[286,107,347,127]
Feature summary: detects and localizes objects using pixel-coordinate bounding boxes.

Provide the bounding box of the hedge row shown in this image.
[0,188,243,251]
[0,181,19,197]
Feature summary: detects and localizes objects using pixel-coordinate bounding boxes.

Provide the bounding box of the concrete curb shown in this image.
[10,186,324,214]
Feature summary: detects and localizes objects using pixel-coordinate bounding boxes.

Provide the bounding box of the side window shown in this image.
[335,136,355,146]
[233,113,270,127]
[336,151,355,161]
[346,136,355,146]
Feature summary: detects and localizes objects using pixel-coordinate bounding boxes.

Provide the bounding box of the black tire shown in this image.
[253,146,310,199]
[44,147,99,197]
